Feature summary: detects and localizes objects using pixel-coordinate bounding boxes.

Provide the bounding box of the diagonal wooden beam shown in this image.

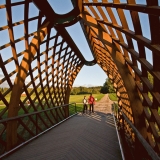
[83,2,160,16]
[33,0,82,26]
[33,0,85,63]
[7,20,52,151]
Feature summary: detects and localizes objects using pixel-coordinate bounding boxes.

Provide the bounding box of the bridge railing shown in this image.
[0,103,77,159]
[112,103,160,160]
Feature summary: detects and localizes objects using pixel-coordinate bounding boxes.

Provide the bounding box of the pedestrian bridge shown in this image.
[4,95,124,160]
[4,95,123,160]
[0,0,160,159]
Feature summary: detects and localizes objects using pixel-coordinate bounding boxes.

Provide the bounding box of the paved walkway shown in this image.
[94,94,113,113]
[4,94,122,160]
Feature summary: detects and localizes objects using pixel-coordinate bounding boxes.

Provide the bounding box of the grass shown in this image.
[0,97,9,105]
[0,105,5,111]
[69,94,105,114]
[112,102,118,114]
[69,103,83,114]
[0,94,105,118]
[108,93,118,101]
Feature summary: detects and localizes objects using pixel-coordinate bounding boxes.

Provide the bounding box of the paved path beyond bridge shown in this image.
[4,94,122,160]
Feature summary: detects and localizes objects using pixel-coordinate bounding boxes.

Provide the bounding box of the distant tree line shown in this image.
[70,86,102,95]
[71,78,117,95]
[0,79,115,96]
[0,72,154,96]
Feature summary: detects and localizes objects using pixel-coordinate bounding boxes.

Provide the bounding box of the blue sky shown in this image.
[0,0,156,87]
[65,22,107,87]
[48,0,108,87]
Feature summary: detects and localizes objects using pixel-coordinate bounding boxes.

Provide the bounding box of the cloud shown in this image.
[73,83,98,87]
[0,77,14,88]
[0,74,4,78]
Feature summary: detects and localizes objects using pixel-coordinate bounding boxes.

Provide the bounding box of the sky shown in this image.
[48,0,108,87]
[0,0,157,87]
[65,22,107,87]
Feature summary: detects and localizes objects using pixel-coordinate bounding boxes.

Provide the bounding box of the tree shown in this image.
[148,72,153,84]
[107,79,115,93]
[100,78,115,94]
[100,80,109,94]
[70,87,80,95]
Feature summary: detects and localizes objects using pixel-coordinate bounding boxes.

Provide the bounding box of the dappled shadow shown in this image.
[4,109,122,160]
[79,111,115,128]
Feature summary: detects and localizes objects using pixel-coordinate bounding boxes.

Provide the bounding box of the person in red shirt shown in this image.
[88,93,95,113]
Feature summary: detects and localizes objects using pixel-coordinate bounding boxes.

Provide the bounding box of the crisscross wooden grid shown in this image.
[0,0,84,154]
[82,0,160,156]
[0,0,160,158]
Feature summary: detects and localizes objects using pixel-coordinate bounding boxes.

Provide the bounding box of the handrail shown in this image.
[112,112,125,160]
[0,103,77,159]
[0,103,76,123]
[114,103,160,160]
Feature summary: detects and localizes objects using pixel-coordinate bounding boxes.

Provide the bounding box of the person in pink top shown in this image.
[88,93,95,113]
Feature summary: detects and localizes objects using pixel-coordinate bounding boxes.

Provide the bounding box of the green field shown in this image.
[69,94,105,113]
[0,94,105,117]
[0,105,6,111]
[69,94,104,103]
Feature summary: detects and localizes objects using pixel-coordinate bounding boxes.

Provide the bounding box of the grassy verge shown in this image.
[108,93,118,101]
[69,103,83,115]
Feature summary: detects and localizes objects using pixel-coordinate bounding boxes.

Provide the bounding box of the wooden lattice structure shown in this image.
[0,0,160,159]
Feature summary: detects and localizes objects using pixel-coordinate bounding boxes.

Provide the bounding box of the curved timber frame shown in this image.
[0,0,160,158]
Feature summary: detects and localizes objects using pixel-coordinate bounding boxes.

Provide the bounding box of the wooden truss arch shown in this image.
[0,0,160,159]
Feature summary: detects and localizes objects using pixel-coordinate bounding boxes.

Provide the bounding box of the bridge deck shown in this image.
[4,95,123,160]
